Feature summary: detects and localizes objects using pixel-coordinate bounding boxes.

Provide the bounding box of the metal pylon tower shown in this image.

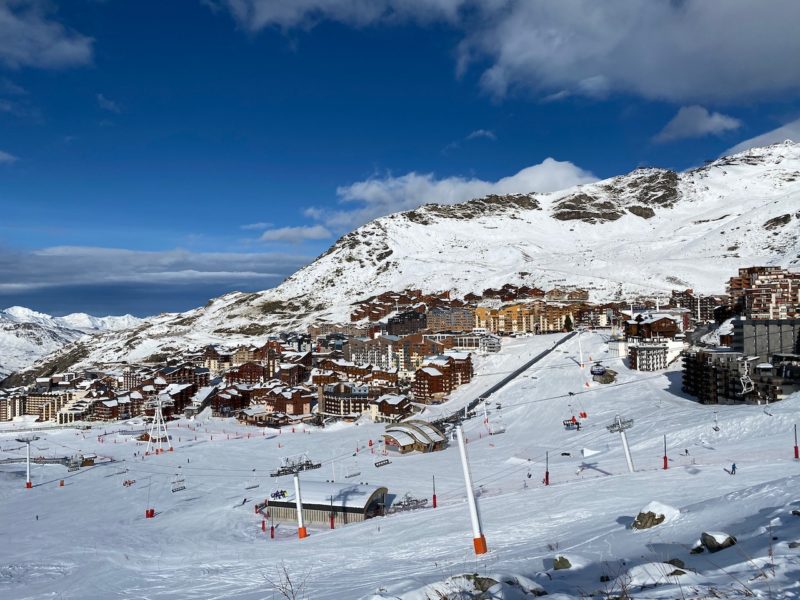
[607,414,635,473]
[146,395,173,455]
[16,435,40,489]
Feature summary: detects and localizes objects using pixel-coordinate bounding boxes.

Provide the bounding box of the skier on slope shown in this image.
[730,463,737,475]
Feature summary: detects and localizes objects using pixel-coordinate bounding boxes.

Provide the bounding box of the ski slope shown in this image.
[2,331,800,599]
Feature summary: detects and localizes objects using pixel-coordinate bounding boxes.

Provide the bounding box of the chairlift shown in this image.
[344,459,361,479]
[488,410,506,435]
[739,374,754,395]
[171,473,186,493]
[245,469,260,490]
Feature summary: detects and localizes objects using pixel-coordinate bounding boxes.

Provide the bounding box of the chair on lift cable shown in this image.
[245,469,260,490]
[344,460,361,479]
[171,474,186,493]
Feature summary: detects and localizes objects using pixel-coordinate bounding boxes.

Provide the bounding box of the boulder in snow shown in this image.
[553,556,572,570]
[701,531,737,553]
[631,501,679,530]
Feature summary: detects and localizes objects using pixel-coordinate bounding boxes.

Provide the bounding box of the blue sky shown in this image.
[1,1,799,316]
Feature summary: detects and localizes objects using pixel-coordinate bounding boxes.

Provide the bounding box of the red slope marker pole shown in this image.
[432,474,437,509]
[663,434,668,470]
[794,424,799,460]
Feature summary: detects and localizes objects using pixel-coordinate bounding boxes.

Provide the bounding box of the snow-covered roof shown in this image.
[373,367,398,374]
[425,355,452,367]
[386,421,445,446]
[412,422,446,443]
[420,367,443,377]
[384,429,416,447]
[268,480,387,511]
[374,394,407,406]
[164,383,192,395]
[191,386,217,403]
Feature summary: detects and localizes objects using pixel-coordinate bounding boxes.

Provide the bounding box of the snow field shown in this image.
[2,331,800,599]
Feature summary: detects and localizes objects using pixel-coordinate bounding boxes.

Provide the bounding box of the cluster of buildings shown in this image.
[349,285,591,335]
[611,307,690,372]
[0,281,594,427]
[681,266,800,404]
[8,267,792,425]
[0,327,474,426]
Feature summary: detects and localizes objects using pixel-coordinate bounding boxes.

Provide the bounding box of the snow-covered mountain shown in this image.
[8,140,800,380]
[0,307,143,380]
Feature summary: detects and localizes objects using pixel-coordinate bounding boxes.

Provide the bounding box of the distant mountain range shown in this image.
[0,307,142,380]
[4,140,799,384]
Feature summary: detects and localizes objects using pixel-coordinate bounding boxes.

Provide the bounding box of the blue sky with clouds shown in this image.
[1,0,799,316]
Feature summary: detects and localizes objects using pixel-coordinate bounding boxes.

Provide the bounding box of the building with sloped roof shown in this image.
[265,480,388,525]
[383,420,447,453]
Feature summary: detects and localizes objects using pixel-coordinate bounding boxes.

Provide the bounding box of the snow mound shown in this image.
[639,501,680,523]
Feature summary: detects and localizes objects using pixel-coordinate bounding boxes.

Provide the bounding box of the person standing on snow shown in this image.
[730,463,737,475]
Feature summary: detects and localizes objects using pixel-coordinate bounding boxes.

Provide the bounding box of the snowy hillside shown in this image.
[278,140,800,314]
[10,141,800,379]
[2,332,800,599]
[0,307,143,380]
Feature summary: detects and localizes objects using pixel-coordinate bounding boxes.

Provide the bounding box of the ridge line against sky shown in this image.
[0,0,799,315]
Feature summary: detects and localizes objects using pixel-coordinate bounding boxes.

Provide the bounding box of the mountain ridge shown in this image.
[0,307,143,380]
[4,140,799,383]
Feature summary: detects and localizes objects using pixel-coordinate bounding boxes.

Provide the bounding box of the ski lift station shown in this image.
[266,480,389,526]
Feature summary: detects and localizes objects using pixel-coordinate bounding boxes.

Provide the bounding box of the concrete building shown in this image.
[426,307,476,333]
[629,342,668,371]
[732,318,800,360]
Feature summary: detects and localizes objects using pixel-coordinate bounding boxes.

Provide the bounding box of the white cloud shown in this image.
[307,157,596,230]
[724,118,800,155]
[96,93,121,113]
[461,1,800,103]
[0,149,17,164]
[0,246,311,292]
[465,129,496,141]
[0,1,93,69]
[654,106,741,143]
[259,224,332,243]
[240,222,273,230]
[217,1,800,104]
